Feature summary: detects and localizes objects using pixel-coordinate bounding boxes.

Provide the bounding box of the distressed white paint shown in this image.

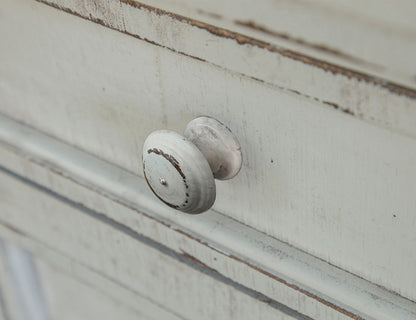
[0,115,415,320]
[143,116,242,213]
[138,0,416,88]
[143,130,216,214]
[30,0,416,138]
[184,116,242,180]
[1,0,416,301]
[0,172,303,320]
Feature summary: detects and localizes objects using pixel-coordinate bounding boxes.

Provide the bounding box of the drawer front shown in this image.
[0,170,303,320]
[1,0,416,311]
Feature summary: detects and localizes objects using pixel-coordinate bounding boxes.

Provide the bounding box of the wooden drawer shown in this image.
[1,0,416,318]
[0,170,305,320]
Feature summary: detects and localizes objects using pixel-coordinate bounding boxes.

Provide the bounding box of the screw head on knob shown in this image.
[142,116,242,214]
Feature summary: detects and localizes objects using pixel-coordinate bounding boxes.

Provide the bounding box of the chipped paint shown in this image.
[38,0,416,99]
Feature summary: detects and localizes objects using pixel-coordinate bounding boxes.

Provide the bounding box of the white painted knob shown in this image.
[142,116,242,214]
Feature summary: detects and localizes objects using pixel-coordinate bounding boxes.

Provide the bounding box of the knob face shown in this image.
[143,130,216,214]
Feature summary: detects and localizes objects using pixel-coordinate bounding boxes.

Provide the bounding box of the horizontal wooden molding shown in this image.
[1,114,415,320]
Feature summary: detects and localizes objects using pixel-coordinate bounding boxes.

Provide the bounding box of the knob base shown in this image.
[184,117,242,180]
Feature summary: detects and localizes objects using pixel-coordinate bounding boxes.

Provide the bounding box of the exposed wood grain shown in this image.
[27,0,416,138]
[134,0,416,88]
[0,115,415,320]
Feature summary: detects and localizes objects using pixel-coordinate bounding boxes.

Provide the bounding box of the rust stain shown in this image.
[37,0,416,100]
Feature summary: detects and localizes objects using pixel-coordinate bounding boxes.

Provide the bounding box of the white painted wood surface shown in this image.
[142,130,216,214]
[35,258,177,320]
[136,0,416,88]
[0,246,18,320]
[1,115,415,320]
[1,244,49,320]
[0,171,304,320]
[32,0,416,138]
[1,241,166,320]
[1,0,416,302]
[1,240,184,320]
[142,116,242,214]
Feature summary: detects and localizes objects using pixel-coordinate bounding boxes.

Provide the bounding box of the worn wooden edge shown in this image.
[125,1,416,99]
[37,0,416,99]
[232,19,379,67]
[0,115,415,319]
[139,0,416,84]
[33,0,416,140]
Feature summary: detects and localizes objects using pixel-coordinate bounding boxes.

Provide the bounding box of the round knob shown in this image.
[142,116,242,214]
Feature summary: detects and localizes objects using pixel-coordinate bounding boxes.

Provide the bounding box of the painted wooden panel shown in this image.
[0,241,183,320]
[36,258,178,320]
[0,171,306,320]
[32,0,416,138]
[129,0,416,88]
[0,247,15,320]
[1,0,416,302]
[1,115,415,320]
[0,244,50,320]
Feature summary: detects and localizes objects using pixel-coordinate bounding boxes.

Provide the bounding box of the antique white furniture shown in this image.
[1,0,416,319]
